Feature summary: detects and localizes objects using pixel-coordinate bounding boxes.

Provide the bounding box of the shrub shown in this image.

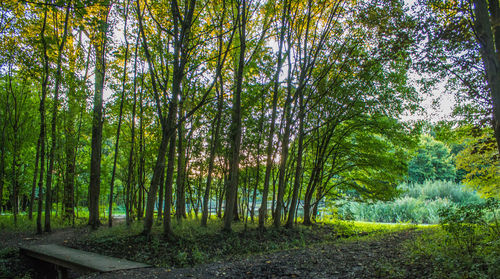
[336,181,482,224]
[408,198,500,279]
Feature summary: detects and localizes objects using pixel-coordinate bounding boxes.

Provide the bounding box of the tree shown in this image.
[108,0,131,227]
[408,136,457,184]
[416,0,500,154]
[456,126,499,197]
[44,0,72,232]
[89,0,111,229]
[223,0,247,232]
[472,0,500,154]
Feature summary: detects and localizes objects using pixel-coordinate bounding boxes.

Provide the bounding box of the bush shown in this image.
[408,198,500,279]
[336,181,482,224]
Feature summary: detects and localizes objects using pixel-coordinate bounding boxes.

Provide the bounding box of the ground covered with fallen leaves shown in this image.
[2,220,435,278]
[81,229,430,279]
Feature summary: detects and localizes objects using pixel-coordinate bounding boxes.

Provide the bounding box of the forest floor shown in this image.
[80,229,429,279]
[1,219,434,278]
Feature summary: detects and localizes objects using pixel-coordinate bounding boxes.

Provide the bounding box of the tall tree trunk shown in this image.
[473,0,500,154]
[224,0,246,232]
[201,89,223,226]
[44,0,71,232]
[64,113,75,221]
[273,89,294,228]
[0,122,5,216]
[37,6,49,235]
[29,138,40,220]
[157,166,165,221]
[126,64,139,225]
[312,185,324,221]
[286,92,304,228]
[11,125,19,224]
[201,8,227,224]
[137,88,145,220]
[176,100,186,221]
[108,0,130,227]
[163,118,177,237]
[89,2,110,230]
[138,0,182,236]
[251,105,264,223]
[258,0,288,230]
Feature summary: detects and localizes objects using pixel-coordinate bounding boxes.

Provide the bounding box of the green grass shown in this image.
[0,213,89,233]
[374,199,500,279]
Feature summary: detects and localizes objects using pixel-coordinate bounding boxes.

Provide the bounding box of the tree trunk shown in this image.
[286,93,304,228]
[29,137,40,220]
[224,0,246,232]
[126,67,139,225]
[163,121,177,237]
[143,125,170,234]
[176,100,186,221]
[44,0,71,232]
[11,125,19,224]
[201,88,223,226]
[138,0,187,236]
[258,0,288,230]
[37,6,49,235]
[64,111,75,221]
[89,2,109,229]
[473,0,500,154]
[157,165,165,221]
[108,0,130,227]
[273,89,294,228]
[0,122,5,216]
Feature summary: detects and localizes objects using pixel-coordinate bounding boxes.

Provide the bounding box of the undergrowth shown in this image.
[389,199,500,279]
[68,217,409,268]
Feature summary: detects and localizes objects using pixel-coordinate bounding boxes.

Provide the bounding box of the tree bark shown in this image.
[286,92,304,228]
[109,0,131,227]
[473,0,500,154]
[273,88,294,228]
[64,109,75,221]
[258,0,288,230]
[89,2,110,230]
[201,89,223,226]
[29,137,40,220]
[37,5,49,235]
[125,48,139,225]
[224,0,246,232]
[0,121,5,216]
[44,0,71,232]
[176,100,186,221]
[163,118,177,237]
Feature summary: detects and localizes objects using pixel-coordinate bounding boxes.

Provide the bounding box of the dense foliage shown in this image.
[336,180,482,224]
[0,0,424,233]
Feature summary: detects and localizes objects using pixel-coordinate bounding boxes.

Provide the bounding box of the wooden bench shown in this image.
[20,244,150,278]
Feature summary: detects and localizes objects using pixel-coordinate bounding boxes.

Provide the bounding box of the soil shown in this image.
[79,230,426,279]
[2,222,430,279]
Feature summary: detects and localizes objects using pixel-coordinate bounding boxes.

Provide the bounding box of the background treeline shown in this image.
[337,130,495,224]
[0,0,498,236]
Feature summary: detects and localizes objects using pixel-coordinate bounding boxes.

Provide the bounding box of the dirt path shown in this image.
[0,217,126,250]
[81,229,421,279]
[0,217,126,278]
[0,226,88,249]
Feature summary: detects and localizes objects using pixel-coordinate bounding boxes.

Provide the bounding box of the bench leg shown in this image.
[56,266,68,279]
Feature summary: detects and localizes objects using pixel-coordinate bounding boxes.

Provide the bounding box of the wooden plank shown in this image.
[20,244,150,273]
